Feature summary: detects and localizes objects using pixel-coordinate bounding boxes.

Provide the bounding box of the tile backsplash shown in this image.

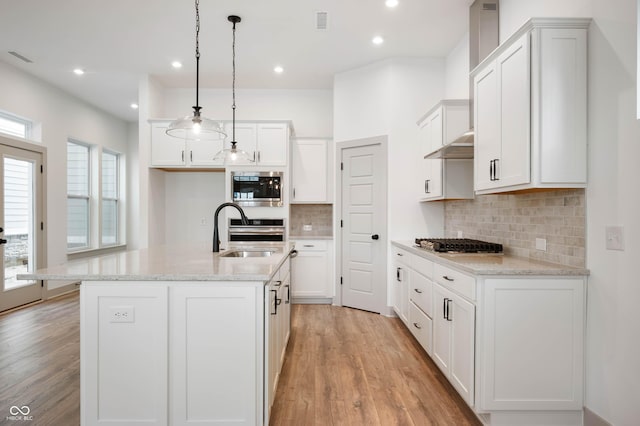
[289,204,333,237]
[444,189,585,267]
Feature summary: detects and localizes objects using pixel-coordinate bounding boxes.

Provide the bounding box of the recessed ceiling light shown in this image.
[385,0,399,8]
[73,68,85,76]
[274,65,284,74]
[130,103,139,109]
[171,61,182,69]
[372,36,384,45]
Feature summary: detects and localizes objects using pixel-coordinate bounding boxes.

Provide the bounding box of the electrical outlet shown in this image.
[303,224,313,231]
[109,306,135,323]
[535,238,547,251]
[200,218,207,226]
[605,225,625,251]
[457,230,463,238]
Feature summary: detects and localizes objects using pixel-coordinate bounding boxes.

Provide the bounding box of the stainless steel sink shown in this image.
[219,249,275,258]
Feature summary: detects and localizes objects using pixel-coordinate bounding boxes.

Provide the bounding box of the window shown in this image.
[101,151,119,246]
[67,141,90,250]
[0,110,32,139]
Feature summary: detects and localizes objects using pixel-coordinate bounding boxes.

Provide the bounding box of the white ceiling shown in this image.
[0,0,472,122]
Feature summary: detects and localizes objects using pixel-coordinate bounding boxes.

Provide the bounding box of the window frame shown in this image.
[0,110,33,139]
[100,149,120,247]
[66,140,92,252]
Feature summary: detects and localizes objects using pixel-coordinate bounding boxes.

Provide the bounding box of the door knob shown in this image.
[0,239,7,245]
[371,234,379,240]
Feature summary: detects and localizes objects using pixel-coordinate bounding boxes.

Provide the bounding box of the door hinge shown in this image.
[340,162,343,171]
[41,280,44,288]
[340,220,343,228]
[40,165,43,173]
[41,222,44,230]
[340,276,343,285]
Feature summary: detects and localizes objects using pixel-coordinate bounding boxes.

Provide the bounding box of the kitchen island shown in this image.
[19,242,296,426]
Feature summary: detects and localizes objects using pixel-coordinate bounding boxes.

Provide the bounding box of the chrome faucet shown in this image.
[213,202,249,252]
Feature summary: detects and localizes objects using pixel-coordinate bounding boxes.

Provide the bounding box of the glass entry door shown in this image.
[0,143,43,312]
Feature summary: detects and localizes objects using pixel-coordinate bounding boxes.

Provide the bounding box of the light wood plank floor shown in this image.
[270,304,480,426]
[0,294,479,426]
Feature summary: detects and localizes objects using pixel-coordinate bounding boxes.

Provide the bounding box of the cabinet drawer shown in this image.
[413,255,434,279]
[295,240,328,251]
[393,247,411,265]
[409,301,433,355]
[410,271,432,318]
[434,263,475,300]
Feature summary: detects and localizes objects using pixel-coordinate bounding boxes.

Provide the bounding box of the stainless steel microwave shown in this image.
[231,171,283,207]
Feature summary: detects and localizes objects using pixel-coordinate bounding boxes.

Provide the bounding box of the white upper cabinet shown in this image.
[291,138,330,203]
[472,18,590,195]
[150,120,290,169]
[150,120,223,167]
[417,100,473,201]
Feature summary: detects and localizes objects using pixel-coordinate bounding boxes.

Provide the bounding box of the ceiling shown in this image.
[0,0,472,122]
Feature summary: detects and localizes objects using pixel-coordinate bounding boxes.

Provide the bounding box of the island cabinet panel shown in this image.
[80,284,169,426]
[170,285,262,426]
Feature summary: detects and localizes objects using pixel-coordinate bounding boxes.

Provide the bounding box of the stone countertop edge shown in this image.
[289,235,333,240]
[391,240,589,276]
[17,242,296,283]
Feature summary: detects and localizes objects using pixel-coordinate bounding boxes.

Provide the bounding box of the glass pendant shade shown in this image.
[166,110,226,141]
[212,141,254,164]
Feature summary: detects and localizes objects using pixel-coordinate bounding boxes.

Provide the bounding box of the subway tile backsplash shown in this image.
[444,189,585,267]
[289,204,333,237]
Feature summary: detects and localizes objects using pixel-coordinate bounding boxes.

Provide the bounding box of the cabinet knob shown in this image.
[371,234,379,240]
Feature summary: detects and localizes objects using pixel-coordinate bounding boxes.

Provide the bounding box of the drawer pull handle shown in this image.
[413,288,423,294]
[397,253,403,256]
[303,244,315,247]
[413,322,422,329]
[443,275,454,282]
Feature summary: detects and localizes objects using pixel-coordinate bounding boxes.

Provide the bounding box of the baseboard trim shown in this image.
[584,407,612,426]
[292,297,333,305]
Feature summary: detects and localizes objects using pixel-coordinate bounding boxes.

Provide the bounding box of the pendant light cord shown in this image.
[231,18,237,143]
[194,0,201,111]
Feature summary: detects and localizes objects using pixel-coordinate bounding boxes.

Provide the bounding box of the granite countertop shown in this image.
[392,240,589,276]
[17,242,296,282]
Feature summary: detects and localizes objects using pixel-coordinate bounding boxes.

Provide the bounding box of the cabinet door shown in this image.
[497,32,531,188]
[188,138,224,166]
[424,159,443,199]
[170,285,261,426]
[151,121,186,166]
[474,62,500,191]
[449,292,475,407]
[291,249,328,298]
[419,117,432,157]
[257,123,288,166]
[291,139,328,202]
[225,122,258,161]
[431,283,451,374]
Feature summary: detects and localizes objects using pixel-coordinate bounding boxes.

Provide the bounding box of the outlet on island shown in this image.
[109,306,135,323]
[303,224,313,231]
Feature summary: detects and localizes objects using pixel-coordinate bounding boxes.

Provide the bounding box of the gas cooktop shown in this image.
[415,238,503,253]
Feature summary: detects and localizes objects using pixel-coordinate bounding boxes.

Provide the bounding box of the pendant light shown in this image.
[213,15,254,164]
[166,0,226,141]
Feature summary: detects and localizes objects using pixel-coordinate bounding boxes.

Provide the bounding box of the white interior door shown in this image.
[0,143,43,312]
[340,141,386,313]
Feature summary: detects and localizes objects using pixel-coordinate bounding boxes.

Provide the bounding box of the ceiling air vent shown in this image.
[315,11,329,30]
[8,51,33,63]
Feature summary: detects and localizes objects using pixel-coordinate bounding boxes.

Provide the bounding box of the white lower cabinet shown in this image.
[291,240,332,300]
[390,242,587,425]
[81,259,292,426]
[432,282,475,407]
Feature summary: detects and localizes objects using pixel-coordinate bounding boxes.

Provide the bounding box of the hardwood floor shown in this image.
[0,294,479,426]
[0,292,80,426]
[270,304,480,426]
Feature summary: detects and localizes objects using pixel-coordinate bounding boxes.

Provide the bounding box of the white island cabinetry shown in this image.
[51,244,296,426]
[390,241,587,426]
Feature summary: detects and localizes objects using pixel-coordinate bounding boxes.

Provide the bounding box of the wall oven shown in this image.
[231,171,283,207]
[228,218,286,244]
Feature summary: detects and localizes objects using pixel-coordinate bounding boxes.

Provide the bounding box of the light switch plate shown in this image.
[605,225,625,251]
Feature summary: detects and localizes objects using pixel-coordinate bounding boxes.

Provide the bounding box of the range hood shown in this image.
[426,0,498,160]
[424,130,474,159]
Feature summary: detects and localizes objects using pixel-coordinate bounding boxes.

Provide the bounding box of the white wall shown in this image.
[444,1,640,423]
[0,61,130,272]
[445,34,471,99]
